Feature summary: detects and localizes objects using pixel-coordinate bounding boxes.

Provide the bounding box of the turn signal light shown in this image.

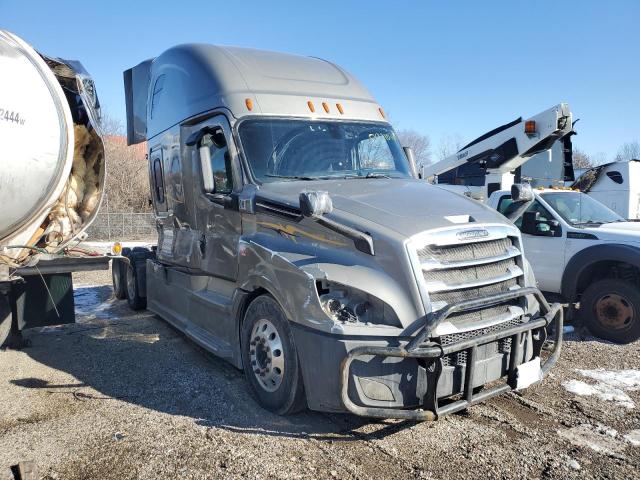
[525,120,536,134]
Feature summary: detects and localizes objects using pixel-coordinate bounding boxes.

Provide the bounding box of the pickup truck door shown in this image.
[497,195,565,293]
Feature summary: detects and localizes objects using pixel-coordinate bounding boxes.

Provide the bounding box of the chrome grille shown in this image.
[418,237,512,264]
[411,228,525,333]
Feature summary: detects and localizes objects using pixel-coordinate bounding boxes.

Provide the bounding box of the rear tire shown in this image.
[580,279,640,344]
[241,295,306,415]
[125,259,146,311]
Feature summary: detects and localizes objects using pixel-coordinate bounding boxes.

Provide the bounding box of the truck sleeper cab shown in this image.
[120,44,562,419]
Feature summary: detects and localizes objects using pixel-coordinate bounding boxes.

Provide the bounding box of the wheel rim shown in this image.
[249,318,285,392]
[594,293,635,330]
[125,264,136,300]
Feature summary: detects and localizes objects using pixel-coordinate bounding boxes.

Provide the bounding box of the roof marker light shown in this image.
[336,103,344,114]
[245,98,253,111]
[307,101,315,113]
[378,107,386,119]
[525,120,536,135]
[322,102,330,113]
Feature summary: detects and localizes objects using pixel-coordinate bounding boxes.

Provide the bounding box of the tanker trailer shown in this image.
[0,30,108,347]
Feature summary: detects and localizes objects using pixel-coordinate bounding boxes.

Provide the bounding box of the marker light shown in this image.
[378,107,386,119]
[322,102,330,113]
[525,120,536,135]
[307,101,315,113]
[336,103,344,114]
[111,242,123,255]
[245,98,253,111]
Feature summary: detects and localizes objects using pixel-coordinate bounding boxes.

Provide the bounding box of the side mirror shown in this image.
[188,126,227,194]
[521,211,539,235]
[511,183,534,203]
[403,147,419,179]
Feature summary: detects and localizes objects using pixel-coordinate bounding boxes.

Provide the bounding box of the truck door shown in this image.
[497,195,565,293]
[191,116,242,280]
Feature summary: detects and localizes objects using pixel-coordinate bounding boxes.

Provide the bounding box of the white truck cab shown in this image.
[488,187,640,343]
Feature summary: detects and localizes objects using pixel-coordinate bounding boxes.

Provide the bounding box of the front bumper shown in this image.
[338,287,563,421]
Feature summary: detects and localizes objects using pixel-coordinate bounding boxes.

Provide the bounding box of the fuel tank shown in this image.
[0,30,104,266]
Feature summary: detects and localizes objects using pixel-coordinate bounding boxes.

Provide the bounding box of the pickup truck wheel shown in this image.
[241,295,306,415]
[125,260,146,311]
[580,279,640,344]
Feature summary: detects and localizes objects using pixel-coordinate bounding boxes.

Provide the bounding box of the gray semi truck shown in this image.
[116,44,563,420]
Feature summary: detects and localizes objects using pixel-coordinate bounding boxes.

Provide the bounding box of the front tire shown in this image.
[241,295,306,415]
[580,279,640,344]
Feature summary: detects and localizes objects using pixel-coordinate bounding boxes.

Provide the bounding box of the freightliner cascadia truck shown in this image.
[116,44,563,419]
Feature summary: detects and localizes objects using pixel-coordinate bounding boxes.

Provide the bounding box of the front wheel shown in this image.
[580,279,640,344]
[241,295,306,415]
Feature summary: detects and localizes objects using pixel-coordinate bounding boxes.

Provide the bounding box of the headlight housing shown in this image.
[316,280,401,327]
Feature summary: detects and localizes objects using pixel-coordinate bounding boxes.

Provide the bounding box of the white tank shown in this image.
[0,30,105,266]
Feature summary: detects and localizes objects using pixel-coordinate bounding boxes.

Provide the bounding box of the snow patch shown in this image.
[624,429,640,447]
[557,424,623,455]
[562,369,640,408]
[74,285,116,320]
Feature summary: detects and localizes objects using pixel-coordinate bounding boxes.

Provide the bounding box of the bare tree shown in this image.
[100,113,151,212]
[396,129,431,168]
[572,148,594,169]
[436,133,465,161]
[614,141,640,162]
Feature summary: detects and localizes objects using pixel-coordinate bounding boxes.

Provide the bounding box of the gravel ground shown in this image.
[1,269,639,479]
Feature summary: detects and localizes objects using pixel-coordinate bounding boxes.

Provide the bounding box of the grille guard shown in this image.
[339,287,563,421]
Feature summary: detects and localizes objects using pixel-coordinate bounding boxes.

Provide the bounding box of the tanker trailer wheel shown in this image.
[112,248,131,300]
[580,279,640,344]
[125,258,146,311]
[0,295,12,348]
[241,295,306,415]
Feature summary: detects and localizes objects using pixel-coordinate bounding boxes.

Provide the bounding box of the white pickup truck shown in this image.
[488,187,640,343]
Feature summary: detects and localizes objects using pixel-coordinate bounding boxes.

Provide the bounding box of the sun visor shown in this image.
[124,59,152,145]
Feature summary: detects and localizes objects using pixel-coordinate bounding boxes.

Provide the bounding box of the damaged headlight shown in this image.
[316,280,401,327]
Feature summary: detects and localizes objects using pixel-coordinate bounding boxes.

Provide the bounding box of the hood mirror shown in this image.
[511,183,533,203]
[299,191,333,218]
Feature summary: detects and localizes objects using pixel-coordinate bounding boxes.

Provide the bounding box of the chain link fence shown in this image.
[86,212,156,241]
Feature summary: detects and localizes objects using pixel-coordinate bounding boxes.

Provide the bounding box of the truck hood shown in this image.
[582,221,640,243]
[257,178,508,237]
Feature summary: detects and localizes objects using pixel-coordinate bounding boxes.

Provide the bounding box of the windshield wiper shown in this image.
[265,174,319,181]
[341,172,393,179]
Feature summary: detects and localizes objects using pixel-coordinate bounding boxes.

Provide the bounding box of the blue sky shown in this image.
[3,1,638,161]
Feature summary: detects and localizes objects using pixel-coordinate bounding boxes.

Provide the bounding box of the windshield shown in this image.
[238,119,411,182]
[541,192,624,225]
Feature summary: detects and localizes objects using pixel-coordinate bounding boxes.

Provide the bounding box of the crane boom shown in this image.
[423,103,574,198]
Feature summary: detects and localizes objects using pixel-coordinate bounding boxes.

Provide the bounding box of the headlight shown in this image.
[316,280,401,327]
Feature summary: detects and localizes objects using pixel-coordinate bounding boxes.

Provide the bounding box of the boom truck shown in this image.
[114,43,562,419]
[421,103,576,200]
[422,104,640,343]
[0,31,108,348]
